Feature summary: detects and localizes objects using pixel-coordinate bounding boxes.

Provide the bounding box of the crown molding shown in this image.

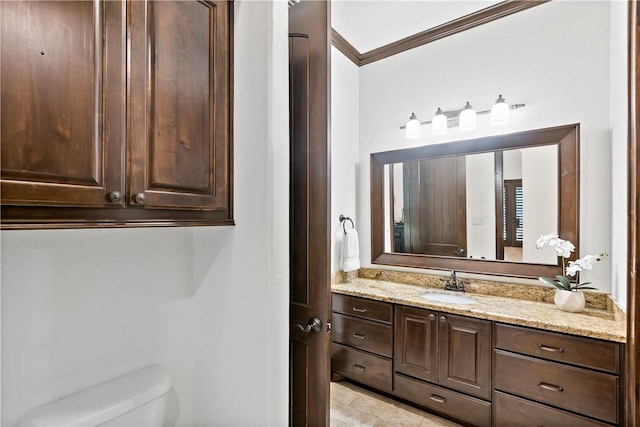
[331,28,361,66]
[331,0,550,67]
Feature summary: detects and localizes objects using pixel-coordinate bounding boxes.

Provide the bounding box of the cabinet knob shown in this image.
[428,314,436,321]
[109,191,123,203]
[134,193,146,205]
[440,315,447,323]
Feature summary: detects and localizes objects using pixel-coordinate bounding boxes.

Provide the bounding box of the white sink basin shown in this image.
[420,293,477,304]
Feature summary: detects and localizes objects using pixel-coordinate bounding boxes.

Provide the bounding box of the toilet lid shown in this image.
[19,365,171,427]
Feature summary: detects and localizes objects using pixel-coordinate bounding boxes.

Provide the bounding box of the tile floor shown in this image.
[330,381,462,427]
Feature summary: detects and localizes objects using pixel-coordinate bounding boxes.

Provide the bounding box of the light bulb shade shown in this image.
[405,113,421,139]
[459,102,476,131]
[490,95,509,126]
[431,108,448,135]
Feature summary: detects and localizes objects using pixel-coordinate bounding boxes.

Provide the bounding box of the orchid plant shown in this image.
[536,233,607,292]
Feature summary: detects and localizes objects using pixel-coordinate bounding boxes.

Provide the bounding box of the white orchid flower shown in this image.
[565,253,608,277]
[575,253,607,270]
[565,262,581,277]
[556,240,575,258]
[576,254,597,270]
[537,233,607,291]
[536,233,559,249]
[536,233,575,258]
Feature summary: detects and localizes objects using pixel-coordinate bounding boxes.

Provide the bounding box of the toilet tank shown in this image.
[19,365,172,427]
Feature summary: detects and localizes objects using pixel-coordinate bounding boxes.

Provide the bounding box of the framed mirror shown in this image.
[371,124,579,278]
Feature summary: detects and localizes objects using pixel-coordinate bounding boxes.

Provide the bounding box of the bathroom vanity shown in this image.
[331,277,625,427]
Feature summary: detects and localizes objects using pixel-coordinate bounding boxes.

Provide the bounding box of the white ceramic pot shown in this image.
[554,289,585,313]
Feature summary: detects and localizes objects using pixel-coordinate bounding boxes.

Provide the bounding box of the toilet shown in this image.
[19,365,173,427]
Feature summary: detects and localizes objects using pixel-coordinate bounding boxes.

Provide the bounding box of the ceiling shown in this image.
[331,1,502,53]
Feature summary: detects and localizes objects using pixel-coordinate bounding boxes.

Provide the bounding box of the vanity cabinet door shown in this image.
[394,305,439,383]
[438,313,492,400]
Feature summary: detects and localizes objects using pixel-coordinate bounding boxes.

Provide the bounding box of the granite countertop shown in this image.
[332,278,626,343]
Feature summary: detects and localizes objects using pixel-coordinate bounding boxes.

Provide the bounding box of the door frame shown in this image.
[627,0,639,424]
[286,0,640,423]
[288,0,332,425]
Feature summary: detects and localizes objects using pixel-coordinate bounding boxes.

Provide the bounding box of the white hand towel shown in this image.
[342,228,360,272]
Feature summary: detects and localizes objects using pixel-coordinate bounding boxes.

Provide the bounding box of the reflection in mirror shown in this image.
[384,146,558,264]
[371,124,578,278]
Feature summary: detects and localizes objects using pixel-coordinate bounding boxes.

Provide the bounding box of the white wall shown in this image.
[331,46,360,273]
[0,2,289,426]
[521,145,558,264]
[393,163,404,223]
[503,149,522,180]
[192,1,289,424]
[1,228,196,427]
[356,0,616,292]
[610,0,628,310]
[465,153,496,260]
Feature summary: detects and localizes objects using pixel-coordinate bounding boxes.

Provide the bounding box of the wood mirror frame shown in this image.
[370,123,579,279]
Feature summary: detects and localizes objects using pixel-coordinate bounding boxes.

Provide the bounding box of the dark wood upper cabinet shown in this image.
[128,1,230,212]
[1,0,233,228]
[1,1,126,208]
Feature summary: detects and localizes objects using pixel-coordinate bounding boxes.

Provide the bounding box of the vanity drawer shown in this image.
[394,373,491,427]
[332,313,393,357]
[332,294,392,323]
[493,391,610,427]
[494,349,618,424]
[494,323,620,373]
[332,343,392,392]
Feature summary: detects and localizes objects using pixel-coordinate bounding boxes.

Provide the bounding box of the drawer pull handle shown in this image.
[352,307,367,313]
[353,333,366,340]
[352,364,366,372]
[539,382,563,392]
[539,344,564,353]
[429,394,447,403]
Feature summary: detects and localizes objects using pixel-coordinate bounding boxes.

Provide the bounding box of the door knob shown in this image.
[294,317,322,334]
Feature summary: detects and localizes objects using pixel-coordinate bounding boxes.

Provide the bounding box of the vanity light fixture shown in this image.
[459,102,476,131]
[405,112,421,139]
[490,94,510,125]
[400,95,525,138]
[431,107,448,135]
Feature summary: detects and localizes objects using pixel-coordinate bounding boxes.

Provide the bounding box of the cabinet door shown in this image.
[394,305,439,383]
[129,0,231,214]
[438,313,491,400]
[1,1,126,207]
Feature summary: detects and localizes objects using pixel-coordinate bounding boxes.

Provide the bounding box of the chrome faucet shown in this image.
[442,270,467,292]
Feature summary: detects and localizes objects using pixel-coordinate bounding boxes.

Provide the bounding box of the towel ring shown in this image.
[339,214,355,235]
